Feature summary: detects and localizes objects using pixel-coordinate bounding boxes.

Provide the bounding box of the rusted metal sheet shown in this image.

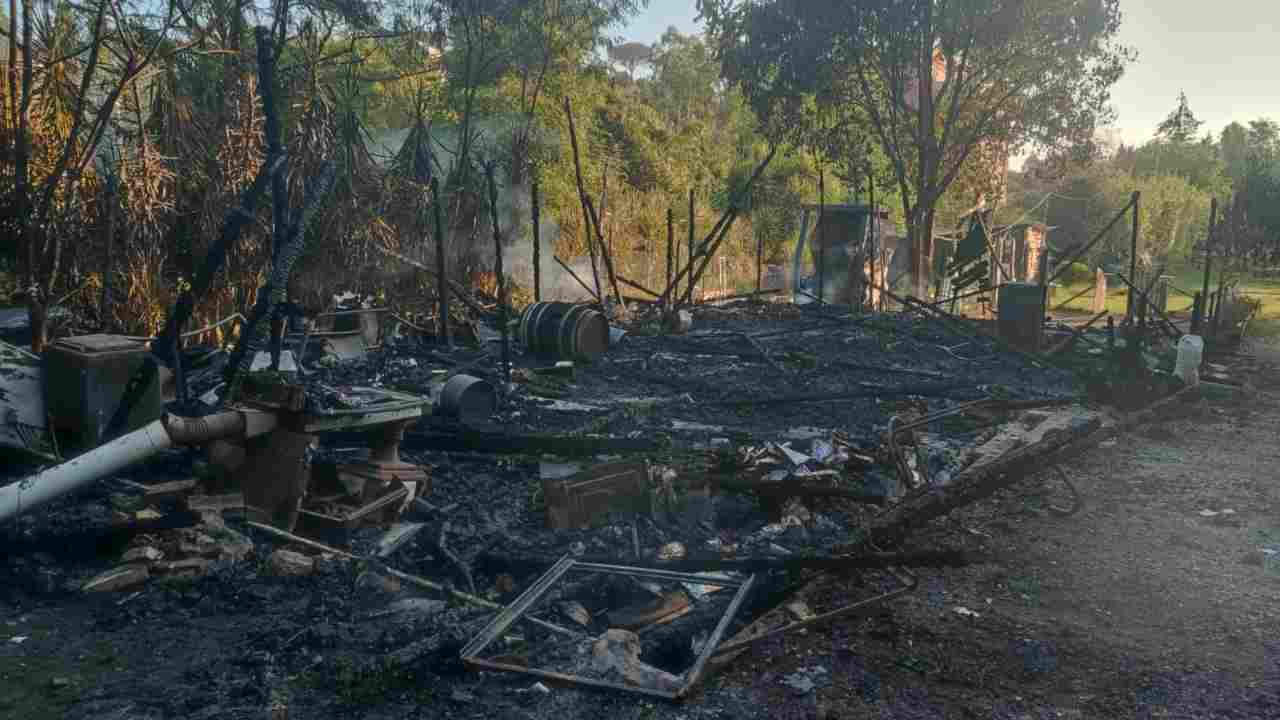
[0,339,56,459]
[460,558,755,701]
[237,428,317,531]
[541,461,649,530]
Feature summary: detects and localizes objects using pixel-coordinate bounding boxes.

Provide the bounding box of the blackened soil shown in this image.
[7,305,1269,720]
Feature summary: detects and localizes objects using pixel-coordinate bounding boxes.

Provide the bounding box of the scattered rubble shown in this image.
[593,628,684,693]
[268,549,316,577]
[0,276,1241,714]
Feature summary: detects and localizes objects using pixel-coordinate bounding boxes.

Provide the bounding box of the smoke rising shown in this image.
[367,120,598,303]
[492,180,598,302]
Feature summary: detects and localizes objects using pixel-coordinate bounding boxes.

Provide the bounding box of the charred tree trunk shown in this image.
[17,0,37,351]
[100,172,119,331]
[912,0,936,300]
[531,175,541,303]
[225,162,337,404]
[432,178,451,346]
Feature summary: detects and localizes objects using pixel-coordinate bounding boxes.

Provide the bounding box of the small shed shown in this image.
[791,204,895,306]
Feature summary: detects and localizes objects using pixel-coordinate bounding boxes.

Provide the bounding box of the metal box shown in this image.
[997,283,1046,352]
[43,334,161,453]
[541,460,650,530]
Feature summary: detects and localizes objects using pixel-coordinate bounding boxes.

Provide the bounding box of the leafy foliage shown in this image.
[700,0,1132,294]
[1014,92,1280,272]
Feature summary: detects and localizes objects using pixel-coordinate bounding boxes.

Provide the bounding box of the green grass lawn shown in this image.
[1049,264,1280,339]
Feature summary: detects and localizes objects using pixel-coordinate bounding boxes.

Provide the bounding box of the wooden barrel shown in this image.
[519,302,609,360]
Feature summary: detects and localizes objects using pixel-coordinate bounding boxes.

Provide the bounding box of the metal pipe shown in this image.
[161,411,247,445]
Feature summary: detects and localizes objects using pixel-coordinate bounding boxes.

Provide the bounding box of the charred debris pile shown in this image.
[0,36,1252,707]
[3,275,1234,706]
[1,166,1252,711]
[0,149,1252,708]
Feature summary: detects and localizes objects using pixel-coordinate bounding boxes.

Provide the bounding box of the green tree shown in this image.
[1132,136,1227,195]
[1133,96,1227,195]
[700,0,1132,297]
[1221,121,1249,185]
[1155,91,1203,144]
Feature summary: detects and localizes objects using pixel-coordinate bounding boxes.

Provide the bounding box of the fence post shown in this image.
[1127,190,1140,322]
[817,166,826,304]
[687,189,695,302]
[532,175,541,303]
[665,207,674,307]
[1194,198,1217,335]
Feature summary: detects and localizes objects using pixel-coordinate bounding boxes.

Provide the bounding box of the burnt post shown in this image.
[1106,314,1116,378]
[583,194,623,307]
[225,161,338,405]
[666,207,674,307]
[256,26,289,370]
[868,172,878,312]
[532,175,541,303]
[1211,275,1226,341]
[601,166,610,258]
[755,226,763,294]
[677,147,777,307]
[172,331,187,407]
[1127,190,1140,322]
[486,164,511,387]
[816,166,826,304]
[256,26,287,264]
[1194,197,1217,335]
[431,178,451,347]
[563,97,603,302]
[687,189,695,302]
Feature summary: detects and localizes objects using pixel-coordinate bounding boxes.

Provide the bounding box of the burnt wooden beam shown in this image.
[401,429,661,457]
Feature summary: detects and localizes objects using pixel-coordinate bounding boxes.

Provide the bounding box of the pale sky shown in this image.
[618,0,1280,150]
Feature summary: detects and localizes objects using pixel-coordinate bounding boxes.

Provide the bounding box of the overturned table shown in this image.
[216,386,430,532]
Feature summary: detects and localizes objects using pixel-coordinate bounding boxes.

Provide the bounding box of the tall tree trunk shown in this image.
[7,0,17,141]
[17,0,39,351]
[453,39,477,192]
[913,0,935,299]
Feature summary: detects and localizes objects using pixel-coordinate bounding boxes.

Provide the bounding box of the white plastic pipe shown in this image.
[0,409,276,525]
[0,419,174,524]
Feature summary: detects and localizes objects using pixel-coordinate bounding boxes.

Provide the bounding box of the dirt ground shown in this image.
[717,345,1280,720]
[3,347,1279,719]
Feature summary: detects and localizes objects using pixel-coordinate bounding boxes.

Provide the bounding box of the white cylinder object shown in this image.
[1174,334,1204,386]
[0,419,174,524]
